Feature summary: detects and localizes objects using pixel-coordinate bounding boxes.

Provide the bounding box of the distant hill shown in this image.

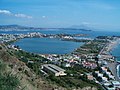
[0,25,34,30]
[0,25,92,31]
[70,24,93,31]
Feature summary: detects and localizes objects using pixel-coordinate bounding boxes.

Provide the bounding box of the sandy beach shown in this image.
[99,38,120,81]
[107,60,120,81]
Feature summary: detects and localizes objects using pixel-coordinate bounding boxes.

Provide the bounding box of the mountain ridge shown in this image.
[0,24,92,31]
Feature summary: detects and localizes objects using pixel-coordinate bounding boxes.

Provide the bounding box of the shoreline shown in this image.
[117,65,120,79]
[100,38,120,81]
[109,38,120,54]
[109,39,120,80]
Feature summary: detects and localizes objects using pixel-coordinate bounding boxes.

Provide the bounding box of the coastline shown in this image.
[100,38,120,81]
[110,38,120,80]
[109,38,120,54]
[117,65,120,79]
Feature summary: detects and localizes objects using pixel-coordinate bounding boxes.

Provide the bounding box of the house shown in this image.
[111,81,120,88]
[82,61,97,69]
[95,71,103,77]
[101,66,108,72]
[103,82,115,90]
[109,75,115,80]
[102,77,108,82]
[42,64,66,76]
[98,73,103,77]
[86,73,94,80]
[62,63,71,67]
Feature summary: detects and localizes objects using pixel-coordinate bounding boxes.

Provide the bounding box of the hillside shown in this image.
[0,44,55,90]
[0,44,99,90]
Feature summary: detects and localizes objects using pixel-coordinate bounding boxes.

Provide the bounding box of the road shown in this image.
[107,60,120,82]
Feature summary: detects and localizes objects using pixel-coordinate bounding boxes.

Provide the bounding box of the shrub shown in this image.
[0,46,2,50]
[0,60,20,90]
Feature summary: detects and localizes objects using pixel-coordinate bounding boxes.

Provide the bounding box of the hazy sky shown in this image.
[0,0,120,31]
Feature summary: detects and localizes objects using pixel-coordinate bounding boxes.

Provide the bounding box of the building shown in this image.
[103,81,120,90]
[102,77,108,82]
[62,63,71,67]
[86,73,94,80]
[103,82,115,90]
[82,61,97,69]
[42,64,66,76]
[101,66,108,72]
[111,81,120,88]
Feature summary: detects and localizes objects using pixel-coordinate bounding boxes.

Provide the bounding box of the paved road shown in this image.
[107,60,120,82]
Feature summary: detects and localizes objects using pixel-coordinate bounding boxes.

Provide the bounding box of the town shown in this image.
[0,32,90,44]
[0,33,120,90]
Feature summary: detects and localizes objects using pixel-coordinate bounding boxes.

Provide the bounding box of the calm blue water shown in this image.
[1,30,120,38]
[1,29,120,55]
[13,38,83,54]
[111,43,120,61]
[112,44,120,78]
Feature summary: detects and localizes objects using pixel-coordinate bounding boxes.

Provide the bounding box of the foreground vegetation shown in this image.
[0,44,54,90]
[46,65,103,90]
[74,40,106,55]
[10,49,103,90]
[0,60,20,90]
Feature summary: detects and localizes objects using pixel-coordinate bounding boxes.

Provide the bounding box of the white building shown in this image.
[102,77,108,82]
[111,81,120,88]
[42,64,66,76]
[103,82,115,90]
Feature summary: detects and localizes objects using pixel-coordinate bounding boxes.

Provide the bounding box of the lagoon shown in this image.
[4,30,120,55]
[13,38,84,54]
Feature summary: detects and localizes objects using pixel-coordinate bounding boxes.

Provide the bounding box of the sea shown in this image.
[111,43,120,61]
[0,29,120,56]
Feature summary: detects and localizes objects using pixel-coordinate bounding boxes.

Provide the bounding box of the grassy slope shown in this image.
[0,44,55,90]
[0,44,103,90]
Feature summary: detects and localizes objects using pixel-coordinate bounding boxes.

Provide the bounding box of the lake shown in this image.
[2,29,120,55]
[13,38,84,54]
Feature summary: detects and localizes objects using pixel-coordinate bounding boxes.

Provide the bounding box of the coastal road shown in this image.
[107,60,120,82]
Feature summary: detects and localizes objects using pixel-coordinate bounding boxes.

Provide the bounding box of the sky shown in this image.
[0,0,120,31]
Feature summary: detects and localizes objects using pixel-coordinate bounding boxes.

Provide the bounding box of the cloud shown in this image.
[42,16,46,18]
[0,9,32,19]
[0,10,12,15]
[15,14,32,19]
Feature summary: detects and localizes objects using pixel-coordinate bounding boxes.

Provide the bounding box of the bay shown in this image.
[2,29,120,55]
[13,38,83,54]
